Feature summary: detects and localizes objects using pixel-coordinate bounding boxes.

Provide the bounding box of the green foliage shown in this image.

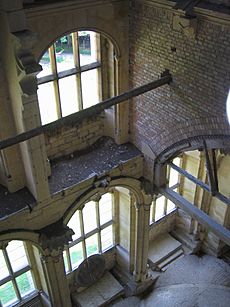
[86,244,97,256]
[0,282,17,305]
[17,272,33,296]
[0,273,33,306]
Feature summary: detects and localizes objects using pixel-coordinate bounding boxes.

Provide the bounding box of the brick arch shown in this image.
[149,115,230,162]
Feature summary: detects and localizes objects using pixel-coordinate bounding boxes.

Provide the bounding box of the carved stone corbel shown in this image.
[38,219,74,254]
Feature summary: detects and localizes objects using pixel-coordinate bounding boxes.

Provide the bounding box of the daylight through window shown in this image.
[149,157,181,224]
[64,192,114,273]
[37,31,101,125]
[0,241,36,307]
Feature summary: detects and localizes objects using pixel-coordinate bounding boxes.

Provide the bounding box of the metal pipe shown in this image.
[0,72,172,151]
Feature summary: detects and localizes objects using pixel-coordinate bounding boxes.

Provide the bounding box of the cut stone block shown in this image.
[72,271,124,307]
[148,233,182,266]
[157,249,184,270]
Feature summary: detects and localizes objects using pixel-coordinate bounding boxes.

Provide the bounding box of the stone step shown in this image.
[170,229,201,253]
[157,249,184,270]
[148,233,182,268]
[160,254,184,272]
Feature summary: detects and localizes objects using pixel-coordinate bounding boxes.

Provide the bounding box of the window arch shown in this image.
[37,30,115,125]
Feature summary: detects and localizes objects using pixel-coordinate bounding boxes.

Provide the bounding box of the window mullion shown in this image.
[73,32,83,110]
[96,201,102,253]
[152,196,156,223]
[50,45,62,118]
[66,248,72,272]
[79,210,87,259]
[163,196,167,216]
[3,249,21,301]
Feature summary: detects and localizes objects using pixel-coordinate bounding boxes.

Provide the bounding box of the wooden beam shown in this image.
[159,187,230,246]
[168,162,230,207]
[0,72,172,151]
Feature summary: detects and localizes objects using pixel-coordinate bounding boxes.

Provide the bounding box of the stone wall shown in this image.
[129,0,230,162]
[149,211,176,241]
[45,116,104,160]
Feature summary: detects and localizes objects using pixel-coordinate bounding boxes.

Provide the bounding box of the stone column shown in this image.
[38,220,74,307]
[41,248,71,307]
[133,195,152,282]
[141,202,151,281]
[133,203,144,282]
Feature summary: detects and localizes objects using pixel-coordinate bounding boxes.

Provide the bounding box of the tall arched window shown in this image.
[37,30,114,125]
[64,192,115,273]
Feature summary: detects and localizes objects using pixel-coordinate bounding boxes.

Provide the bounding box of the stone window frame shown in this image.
[63,190,117,274]
[149,157,181,224]
[0,241,38,307]
[37,30,103,124]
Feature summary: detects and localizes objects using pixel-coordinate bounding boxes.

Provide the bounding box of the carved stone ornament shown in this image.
[14,31,41,73]
[38,219,74,252]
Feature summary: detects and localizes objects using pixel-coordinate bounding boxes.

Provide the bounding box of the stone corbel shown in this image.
[12,30,41,95]
[172,14,197,38]
[38,219,74,254]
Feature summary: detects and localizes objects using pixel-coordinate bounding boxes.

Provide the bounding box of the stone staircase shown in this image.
[148,233,184,272]
[170,228,201,254]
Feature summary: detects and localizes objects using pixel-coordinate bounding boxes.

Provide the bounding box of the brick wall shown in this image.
[129,1,230,160]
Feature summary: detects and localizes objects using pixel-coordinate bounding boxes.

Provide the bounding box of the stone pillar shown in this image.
[38,220,74,307]
[133,203,144,282]
[41,249,71,307]
[141,202,151,280]
[133,196,152,282]
[13,30,50,201]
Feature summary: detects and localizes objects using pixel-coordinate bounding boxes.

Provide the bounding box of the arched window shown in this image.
[0,241,36,306]
[37,30,114,125]
[64,192,115,273]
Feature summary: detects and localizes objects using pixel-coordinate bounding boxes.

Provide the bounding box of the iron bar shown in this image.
[168,161,230,207]
[160,187,230,246]
[0,72,172,151]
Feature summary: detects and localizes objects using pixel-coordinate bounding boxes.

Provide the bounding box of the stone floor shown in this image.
[0,184,35,220]
[112,255,230,307]
[49,137,141,194]
[0,137,141,218]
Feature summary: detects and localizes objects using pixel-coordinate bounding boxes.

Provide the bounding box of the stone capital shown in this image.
[38,219,74,254]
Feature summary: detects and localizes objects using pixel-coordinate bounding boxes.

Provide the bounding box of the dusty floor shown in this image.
[0,185,35,219]
[0,137,141,218]
[49,136,141,194]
